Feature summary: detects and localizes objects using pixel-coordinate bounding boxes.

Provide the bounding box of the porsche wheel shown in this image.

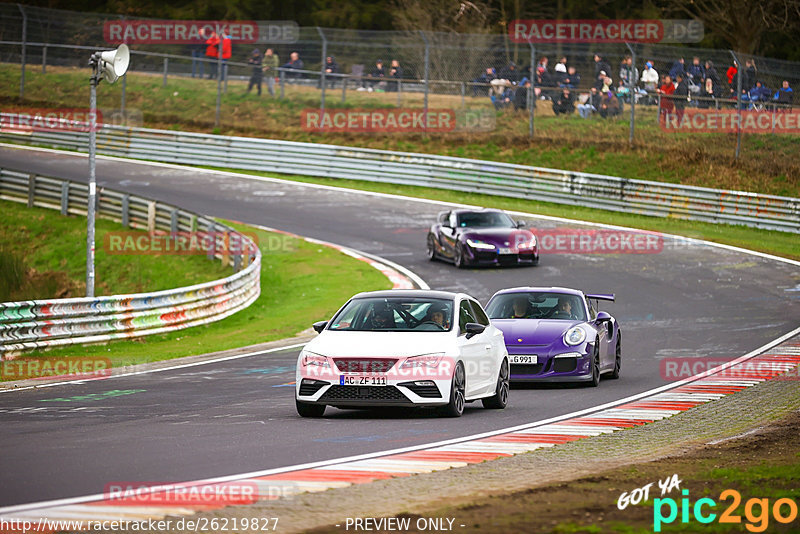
[296,399,326,418]
[454,243,467,269]
[482,359,509,409]
[426,234,437,261]
[439,362,465,417]
[610,337,621,379]
[587,344,600,387]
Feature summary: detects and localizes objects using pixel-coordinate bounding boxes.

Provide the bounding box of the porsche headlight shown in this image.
[518,235,537,249]
[466,239,496,250]
[564,326,586,346]
[400,353,445,369]
[301,351,330,368]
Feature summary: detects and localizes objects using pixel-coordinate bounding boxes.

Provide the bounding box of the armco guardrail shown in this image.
[0,168,261,358]
[1,119,798,232]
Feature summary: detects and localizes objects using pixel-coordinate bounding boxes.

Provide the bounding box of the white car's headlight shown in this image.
[564,326,586,346]
[466,238,496,250]
[300,351,330,368]
[400,353,445,369]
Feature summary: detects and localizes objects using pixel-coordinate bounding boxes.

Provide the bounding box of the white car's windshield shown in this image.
[329,297,454,332]
[486,292,586,321]
[457,211,515,228]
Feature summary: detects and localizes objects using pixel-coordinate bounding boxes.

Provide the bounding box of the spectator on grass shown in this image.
[599,90,620,118]
[698,77,716,109]
[641,61,659,92]
[668,58,686,80]
[593,54,612,81]
[320,55,338,88]
[552,88,575,116]
[388,59,403,92]
[704,60,721,91]
[514,78,532,111]
[262,49,279,97]
[192,28,207,78]
[246,48,263,96]
[490,79,513,109]
[619,56,638,88]
[744,60,757,91]
[773,80,793,102]
[673,73,689,119]
[499,62,520,84]
[616,79,631,104]
[687,57,705,85]
[593,70,609,90]
[554,56,568,84]
[658,74,676,119]
[749,81,771,103]
[560,66,580,89]
[204,29,231,80]
[282,52,304,80]
[365,59,387,91]
[578,87,601,118]
[472,67,495,96]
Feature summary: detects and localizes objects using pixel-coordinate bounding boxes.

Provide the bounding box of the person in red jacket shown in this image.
[205,28,232,80]
[657,75,676,123]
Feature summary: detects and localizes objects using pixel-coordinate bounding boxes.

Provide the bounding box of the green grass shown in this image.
[1,63,798,197]
[13,221,391,370]
[208,168,800,262]
[0,199,230,300]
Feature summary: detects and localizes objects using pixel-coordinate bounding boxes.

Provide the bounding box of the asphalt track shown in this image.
[0,145,798,508]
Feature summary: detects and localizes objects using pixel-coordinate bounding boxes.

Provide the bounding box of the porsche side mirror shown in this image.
[312,321,328,333]
[516,220,527,228]
[464,322,486,339]
[596,311,612,323]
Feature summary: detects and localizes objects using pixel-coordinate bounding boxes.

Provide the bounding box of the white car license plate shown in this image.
[339,375,387,386]
[498,247,516,254]
[509,355,537,364]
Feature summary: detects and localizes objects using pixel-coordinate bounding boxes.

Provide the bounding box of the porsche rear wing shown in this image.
[585,293,615,302]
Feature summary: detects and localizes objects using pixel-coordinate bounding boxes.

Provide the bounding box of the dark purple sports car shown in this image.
[485,287,621,386]
[426,209,539,268]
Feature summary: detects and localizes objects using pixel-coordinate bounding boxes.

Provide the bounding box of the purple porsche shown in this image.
[485,287,621,386]
[426,208,539,268]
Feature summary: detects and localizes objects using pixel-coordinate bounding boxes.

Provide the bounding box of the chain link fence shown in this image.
[1,4,798,156]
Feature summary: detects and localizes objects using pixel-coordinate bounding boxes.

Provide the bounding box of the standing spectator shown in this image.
[641,61,659,91]
[204,29,231,80]
[192,28,207,78]
[552,88,575,115]
[673,72,689,120]
[668,58,686,80]
[204,30,219,79]
[388,59,403,92]
[619,56,638,88]
[499,62,520,83]
[246,48,263,95]
[698,77,716,109]
[704,60,721,91]
[262,48,279,97]
[744,60,757,90]
[593,54,612,80]
[218,29,232,81]
[514,77,531,111]
[578,87,601,118]
[658,74,676,120]
[593,70,609,90]
[687,57,705,86]
[472,66,495,97]
[367,59,387,92]
[320,56,338,88]
[560,66,580,88]
[282,52,304,80]
[726,60,739,95]
[554,56,568,85]
[599,90,620,118]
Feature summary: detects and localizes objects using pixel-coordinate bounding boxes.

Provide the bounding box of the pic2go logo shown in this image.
[654,489,798,532]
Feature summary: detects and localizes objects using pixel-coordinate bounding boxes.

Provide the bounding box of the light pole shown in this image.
[86,44,129,297]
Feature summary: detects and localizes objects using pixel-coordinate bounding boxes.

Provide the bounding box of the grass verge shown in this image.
[8,220,390,372]
[208,168,800,262]
[1,64,798,197]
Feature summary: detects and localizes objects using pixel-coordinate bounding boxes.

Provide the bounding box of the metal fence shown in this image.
[0,167,261,358]
[1,3,799,155]
[1,119,797,233]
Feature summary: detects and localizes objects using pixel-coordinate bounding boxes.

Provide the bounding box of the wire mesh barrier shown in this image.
[0,167,261,358]
[1,119,797,234]
[1,3,798,148]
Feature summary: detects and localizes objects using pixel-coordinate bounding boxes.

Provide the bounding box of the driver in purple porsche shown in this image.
[551,298,576,319]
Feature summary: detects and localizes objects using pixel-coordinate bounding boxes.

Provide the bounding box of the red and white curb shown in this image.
[2,333,798,525]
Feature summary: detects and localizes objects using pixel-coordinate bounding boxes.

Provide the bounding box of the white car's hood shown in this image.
[304,330,454,358]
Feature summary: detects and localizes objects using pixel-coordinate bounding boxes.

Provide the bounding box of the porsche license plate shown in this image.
[340,375,387,386]
[509,354,537,364]
[498,247,515,254]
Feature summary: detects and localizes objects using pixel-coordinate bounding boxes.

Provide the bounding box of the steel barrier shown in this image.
[0,168,261,358]
[1,119,797,232]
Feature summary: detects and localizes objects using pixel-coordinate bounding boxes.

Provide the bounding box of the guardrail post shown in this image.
[206,221,216,261]
[341,74,347,103]
[60,181,69,215]
[147,201,156,233]
[190,214,197,232]
[121,194,130,227]
[42,45,47,74]
[163,57,168,87]
[170,208,178,233]
[397,79,402,107]
[18,4,27,100]
[279,68,285,99]
[27,173,36,207]
[233,251,242,272]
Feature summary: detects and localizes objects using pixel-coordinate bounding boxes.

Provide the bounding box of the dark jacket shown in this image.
[673,79,689,109]
[325,57,339,74]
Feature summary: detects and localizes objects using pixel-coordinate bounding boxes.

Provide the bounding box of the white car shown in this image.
[295,290,510,418]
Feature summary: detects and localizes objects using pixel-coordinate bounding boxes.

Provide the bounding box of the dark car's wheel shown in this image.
[482,359,509,409]
[610,337,621,379]
[454,243,467,269]
[587,344,601,387]
[296,399,326,417]
[426,234,437,261]
[439,362,466,417]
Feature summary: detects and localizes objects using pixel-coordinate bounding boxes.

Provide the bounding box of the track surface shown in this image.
[1,146,798,507]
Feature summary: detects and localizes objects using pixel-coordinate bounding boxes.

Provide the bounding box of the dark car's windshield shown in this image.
[457,211,515,229]
[486,292,587,322]
[329,297,455,332]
